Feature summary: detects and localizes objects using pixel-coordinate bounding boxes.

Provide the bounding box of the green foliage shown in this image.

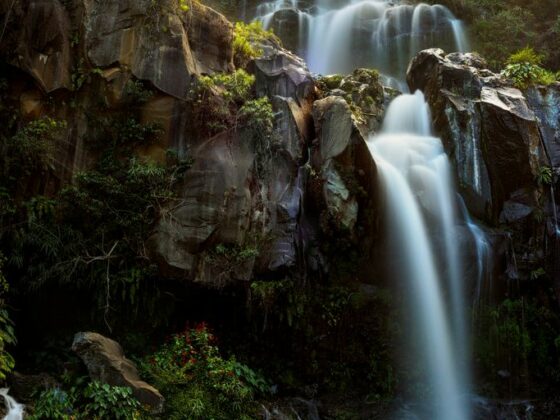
[191,69,256,136]
[198,70,255,104]
[536,165,553,186]
[233,21,280,68]
[0,118,66,190]
[238,97,274,135]
[29,388,75,420]
[0,252,15,381]
[83,382,141,420]
[72,59,103,91]
[507,47,544,66]
[178,0,190,12]
[502,49,558,88]
[474,298,560,395]
[238,97,276,175]
[141,325,261,419]
[123,80,154,105]
[426,0,560,70]
[0,91,187,328]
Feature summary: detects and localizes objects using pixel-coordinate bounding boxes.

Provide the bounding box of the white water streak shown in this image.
[368,91,469,419]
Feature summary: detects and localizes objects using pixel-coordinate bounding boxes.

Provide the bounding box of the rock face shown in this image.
[407,48,560,293]
[2,0,233,99]
[408,49,546,223]
[72,332,164,412]
[0,0,383,287]
[83,0,233,99]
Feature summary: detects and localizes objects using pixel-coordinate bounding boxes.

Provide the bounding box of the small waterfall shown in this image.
[458,197,493,308]
[367,91,470,419]
[0,389,23,420]
[255,0,468,83]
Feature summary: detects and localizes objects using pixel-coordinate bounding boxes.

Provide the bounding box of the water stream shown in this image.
[0,389,23,420]
[255,0,468,83]
[368,91,470,419]
[253,2,486,417]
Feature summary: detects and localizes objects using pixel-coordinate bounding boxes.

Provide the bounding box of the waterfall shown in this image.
[0,389,23,420]
[368,91,470,419]
[255,0,468,82]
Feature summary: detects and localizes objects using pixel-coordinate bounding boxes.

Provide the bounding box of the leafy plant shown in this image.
[83,382,141,420]
[1,118,66,189]
[233,21,280,68]
[141,324,260,419]
[29,388,75,420]
[536,165,553,186]
[502,48,558,88]
[0,252,15,381]
[190,69,256,136]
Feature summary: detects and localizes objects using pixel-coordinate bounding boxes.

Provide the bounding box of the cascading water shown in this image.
[368,91,470,419]
[0,389,23,420]
[255,0,468,85]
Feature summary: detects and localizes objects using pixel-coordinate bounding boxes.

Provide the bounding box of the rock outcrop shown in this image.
[0,0,384,288]
[72,332,164,412]
[407,48,560,293]
[408,49,546,223]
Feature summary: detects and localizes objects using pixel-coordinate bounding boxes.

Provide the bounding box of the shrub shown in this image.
[0,253,15,381]
[238,97,274,135]
[141,324,264,419]
[29,388,75,420]
[507,47,544,66]
[501,47,558,89]
[1,118,66,189]
[83,382,141,420]
[198,69,255,104]
[233,21,280,68]
[191,69,256,136]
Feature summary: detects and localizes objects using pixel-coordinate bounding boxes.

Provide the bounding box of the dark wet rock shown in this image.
[408,48,544,223]
[253,39,316,108]
[311,96,377,235]
[2,0,233,98]
[317,68,385,137]
[10,372,58,403]
[72,332,164,412]
[4,0,72,92]
[526,84,560,170]
[83,0,233,99]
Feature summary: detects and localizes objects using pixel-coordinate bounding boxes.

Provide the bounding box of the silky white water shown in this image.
[368,91,469,419]
[0,389,23,420]
[255,0,468,83]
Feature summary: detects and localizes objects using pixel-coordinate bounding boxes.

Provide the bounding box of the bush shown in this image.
[82,382,141,420]
[191,69,256,136]
[0,118,66,191]
[507,46,544,66]
[29,388,75,420]
[233,21,280,68]
[141,324,264,419]
[0,252,15,381]
[502,48,558,88]
[198,69,255,104]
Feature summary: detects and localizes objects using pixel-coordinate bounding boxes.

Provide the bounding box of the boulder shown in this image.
[317,68,385,137]
[311,96,378,234]
[407,48,545,223]
[148,131,255,284]
[72,332,164,412]
[253,40,315,109]
[10,372,58,403]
